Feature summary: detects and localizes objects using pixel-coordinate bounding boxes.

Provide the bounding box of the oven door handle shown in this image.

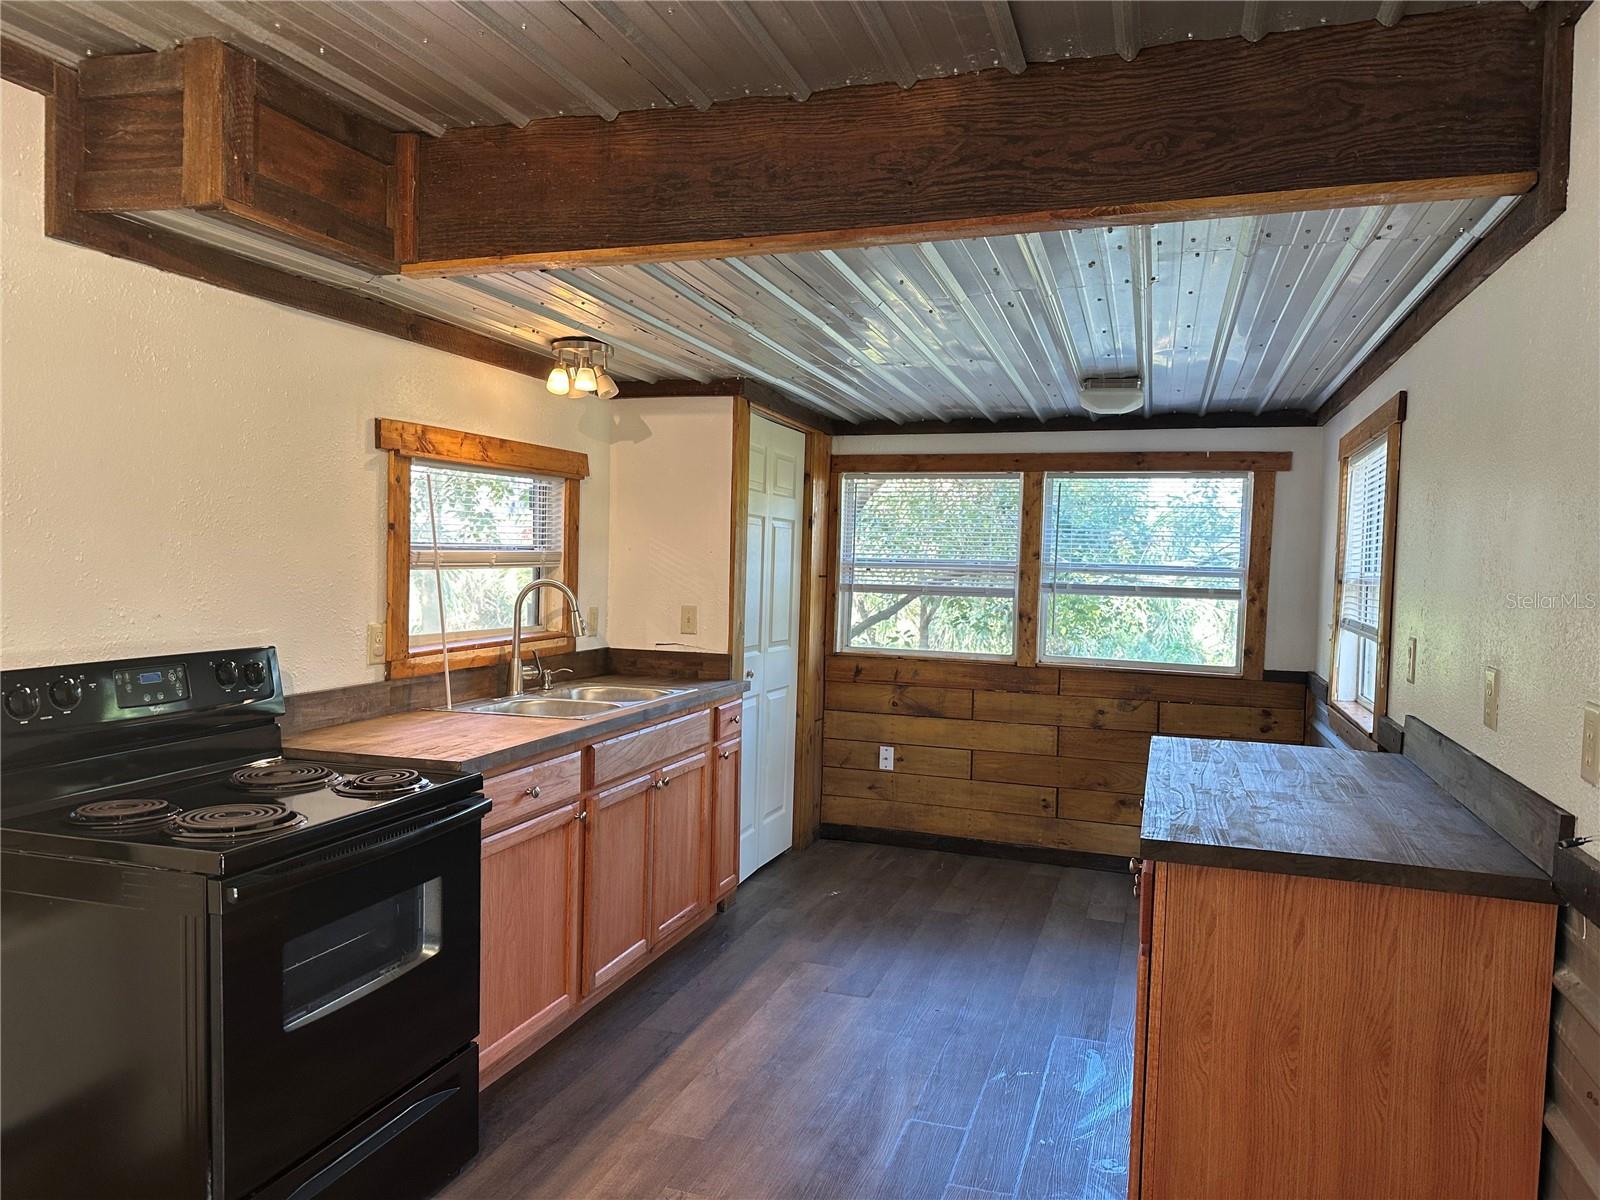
[283,1084,460,1200]
[219,796,487,909]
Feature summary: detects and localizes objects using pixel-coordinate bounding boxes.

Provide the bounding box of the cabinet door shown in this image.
[582,775,652,994]
[711,737,741,899]
[480,803,581,1079]
[650,752,710,944]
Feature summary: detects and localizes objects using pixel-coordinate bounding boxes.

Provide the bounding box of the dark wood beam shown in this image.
[405,5,1543,274]
[614,376,840,434]
[39,62,556,381]
[1316,2,1589,424]
[841,409,1319,436]
[2,37,55,95]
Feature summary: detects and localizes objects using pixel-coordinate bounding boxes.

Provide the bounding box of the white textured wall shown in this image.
[833,427,1327,672]
[0,81,611,695]
[1316,15,1600,834]
[607,396,735,654]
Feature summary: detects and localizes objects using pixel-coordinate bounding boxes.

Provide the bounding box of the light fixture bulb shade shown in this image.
[546,365,571,395]
[573,366,599,393]
[596,372,619,400]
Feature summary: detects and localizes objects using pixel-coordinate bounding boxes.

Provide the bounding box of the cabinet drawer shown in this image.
[591,710,712,788]
[714,701,744,742]
[482,751,582,836]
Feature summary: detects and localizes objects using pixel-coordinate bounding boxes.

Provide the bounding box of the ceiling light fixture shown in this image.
[1078,378,1145,416]
[546,337,620,400]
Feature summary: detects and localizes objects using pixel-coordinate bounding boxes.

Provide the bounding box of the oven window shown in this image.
[282,879,443,1031]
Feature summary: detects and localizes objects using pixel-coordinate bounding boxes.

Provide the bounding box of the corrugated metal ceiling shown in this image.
[3,0,1485,135]
[133,194,1514,423]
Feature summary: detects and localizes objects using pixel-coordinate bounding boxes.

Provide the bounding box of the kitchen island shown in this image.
[1129,736,1558,1200]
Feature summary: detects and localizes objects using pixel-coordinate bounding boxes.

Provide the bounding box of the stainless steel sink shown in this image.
[454,696,621,719]
[543,684,687,704]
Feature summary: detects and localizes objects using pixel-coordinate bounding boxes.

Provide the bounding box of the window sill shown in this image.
[389,632,576,680]
[1329,697,1379,746]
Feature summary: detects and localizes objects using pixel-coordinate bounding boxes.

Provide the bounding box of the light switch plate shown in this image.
[680,605,698,636]
[878,746,895,771]
[1582,703,1599,786]
[1406,637,1417,684]
[366,622,386,665]
[1483,665,1500,731]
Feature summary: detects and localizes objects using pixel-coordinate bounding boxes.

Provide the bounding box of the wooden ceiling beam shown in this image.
[1315,1,1588,424]
[403,5,1544,275]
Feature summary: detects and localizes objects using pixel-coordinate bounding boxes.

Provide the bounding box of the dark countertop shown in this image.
[283,676,746,775]
[1141,736,1557,904]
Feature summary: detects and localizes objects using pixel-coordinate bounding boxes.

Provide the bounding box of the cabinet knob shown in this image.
[524,785,541,798]
[731,714,741,724]
[577,809,587,822]
[719,751,732,760]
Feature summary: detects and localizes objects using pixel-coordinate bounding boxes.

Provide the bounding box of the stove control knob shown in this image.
[47,676,83,711]
[4,684,41,721]
[214,660,239,687]
[241,660,267,688]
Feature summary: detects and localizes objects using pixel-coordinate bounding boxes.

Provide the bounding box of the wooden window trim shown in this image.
[381,419,588,680]
[828,451,1286,679]
[1328,392,1406,731]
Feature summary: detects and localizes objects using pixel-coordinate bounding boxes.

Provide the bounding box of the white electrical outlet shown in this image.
[1406,637,1417,684]
[1483,665,1500,731]
[365,623,386,665]
[680,605,698,636]
[587,606,599,636]
[1581,703,1599,786]
[878,745,895,771]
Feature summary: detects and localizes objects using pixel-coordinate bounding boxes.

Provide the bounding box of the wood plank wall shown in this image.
[1545,905,1600,1199]
[820,654,1307,859]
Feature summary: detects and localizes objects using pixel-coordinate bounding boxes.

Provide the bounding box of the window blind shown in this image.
[836,473,1022,657]
[1338,440,1388,640]
[1041,474,1248,600]
[1039,472,1249,670]
[839,474,1021,602]
[409,462,563,569]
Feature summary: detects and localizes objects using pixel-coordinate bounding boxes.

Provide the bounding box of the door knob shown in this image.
[744,670,754,679]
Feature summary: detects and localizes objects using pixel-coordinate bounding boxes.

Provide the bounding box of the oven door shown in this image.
[211,797,485,1200]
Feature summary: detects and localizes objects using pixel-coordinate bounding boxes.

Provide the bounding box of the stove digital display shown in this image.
[113,663,190,709]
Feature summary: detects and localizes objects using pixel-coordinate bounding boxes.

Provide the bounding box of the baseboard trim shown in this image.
[819,823,1129,874]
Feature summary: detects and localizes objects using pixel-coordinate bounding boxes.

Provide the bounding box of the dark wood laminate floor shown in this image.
[443,839,1139,1200]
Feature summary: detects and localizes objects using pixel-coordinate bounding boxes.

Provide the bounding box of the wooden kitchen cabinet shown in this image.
[1128,858,1555,1200]
[711,737,741,899]
[581,772,653,994]
[479,802,582,1081]
[648,753,710,944]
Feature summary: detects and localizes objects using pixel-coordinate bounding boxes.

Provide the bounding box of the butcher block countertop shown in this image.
[284,677,745,775]
[1142,736,1557,904]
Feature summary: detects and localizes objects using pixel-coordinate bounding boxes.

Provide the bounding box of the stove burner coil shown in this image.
[171,802,306,841]
[228,762,341,795]
[331,768,426,799]
[69,797,178,830]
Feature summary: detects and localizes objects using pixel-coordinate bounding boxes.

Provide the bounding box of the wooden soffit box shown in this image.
[69,38,405,271]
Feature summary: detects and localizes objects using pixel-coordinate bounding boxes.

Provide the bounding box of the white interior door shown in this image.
[739,414,804,878]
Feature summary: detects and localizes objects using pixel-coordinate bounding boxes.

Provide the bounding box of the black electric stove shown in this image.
[4,753,478,875]
[1,646,487,1200]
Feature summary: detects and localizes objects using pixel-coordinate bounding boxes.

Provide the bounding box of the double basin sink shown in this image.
[452,684,688,720]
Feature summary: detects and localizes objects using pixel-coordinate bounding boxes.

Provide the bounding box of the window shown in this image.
[1329,393,1404,733]
[379,419,587,679]
[1040,473,1250,672]
[830,451,1284,676]
[408,462,563,649]
[835,473,1022,658]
